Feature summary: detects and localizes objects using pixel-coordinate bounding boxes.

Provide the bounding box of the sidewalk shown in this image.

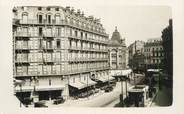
[150,85,172,107]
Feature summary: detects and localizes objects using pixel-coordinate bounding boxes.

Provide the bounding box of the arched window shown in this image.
[22,12,28,23]
[37,13,43,24]
[46,13,52,24]
[55,14,60,24]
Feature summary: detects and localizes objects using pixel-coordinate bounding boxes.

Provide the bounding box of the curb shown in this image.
[148,90,159,107]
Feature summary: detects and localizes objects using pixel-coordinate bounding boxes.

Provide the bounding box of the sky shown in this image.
[10,1,172,46]
[71,5,172,46]
[74,6,171,46]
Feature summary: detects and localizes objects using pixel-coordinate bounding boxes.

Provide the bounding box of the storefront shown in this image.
[69,78,97,98]
[36,85,65,101]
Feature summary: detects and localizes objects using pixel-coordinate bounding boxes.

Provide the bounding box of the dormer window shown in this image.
[46,7,50,11]
[55,7,59,11]
[38,7,42,11]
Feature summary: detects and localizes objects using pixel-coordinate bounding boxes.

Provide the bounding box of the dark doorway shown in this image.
[38,91,49,101]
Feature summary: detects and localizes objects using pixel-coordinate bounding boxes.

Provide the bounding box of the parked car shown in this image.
[104,86,113,92]
[53,96,65,105]
[23,97,33,105]
[34,101,48,108]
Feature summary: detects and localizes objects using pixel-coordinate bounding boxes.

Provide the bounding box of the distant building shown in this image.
[108,27,127,70]
[128,40,145,71]
[144,38,164,69]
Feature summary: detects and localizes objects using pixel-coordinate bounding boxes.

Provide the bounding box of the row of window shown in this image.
[69,39,107,50]
[21,8,104,33]
[15,26,107,42]
[144,47,163,52]
[16,52,64,62]
[145,59,163,64]
[144,52,164,57]
[15,51,108,62]
[15,39,64,49]
[68,62,108,72]
[69,52,108,59]
[22,76,64,86]
[15,62,108,76]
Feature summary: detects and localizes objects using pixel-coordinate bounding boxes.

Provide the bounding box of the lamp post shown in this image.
[120,77,124,107]
[158,60,162,90]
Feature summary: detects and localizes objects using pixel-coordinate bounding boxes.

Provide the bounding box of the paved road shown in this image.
[47,73,145,107]
[103,74,145,107]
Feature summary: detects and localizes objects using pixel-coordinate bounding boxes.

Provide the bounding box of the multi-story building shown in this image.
[128,40,145,71]
[144,38,164,69]
[13,6,112,103]
[161,19,173,83]
[108,27,127,70]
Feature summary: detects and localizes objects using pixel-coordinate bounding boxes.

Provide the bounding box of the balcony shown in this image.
[15,61,30,66]
[13,19,20,26]
[14,33,30,40]
[42,47,54,52]
[68,46,81,51]
[43,60,54,65]
[15,19,108,37]
[15,48,30,53]
[68,57,108,63]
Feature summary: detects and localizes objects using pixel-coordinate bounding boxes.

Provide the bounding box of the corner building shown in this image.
[13,6,110,102]
[108,27,127,70]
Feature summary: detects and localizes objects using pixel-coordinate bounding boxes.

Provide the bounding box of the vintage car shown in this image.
[53,96,65,105]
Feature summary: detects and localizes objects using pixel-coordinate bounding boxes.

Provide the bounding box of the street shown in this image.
[46,73,145,107]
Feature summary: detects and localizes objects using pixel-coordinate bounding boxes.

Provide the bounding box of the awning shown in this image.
[36,85,65,91]
[14,85,65,92]
[81,78,97,86]
[14,86,34,92]
[69,81,86,89]
[110,69,132,76]
[96,76,115,82]
[13,79,25,86]
[147,69,161,72]
[108,76,115,81]
[96,76,109,82]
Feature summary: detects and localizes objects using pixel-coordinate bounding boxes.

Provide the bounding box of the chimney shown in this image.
[66,6,70,11]
[71,7,74,13]
[169,19,172,27]
[88,16,94,21]
[77,9,81,15]
[81,11,84,17]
